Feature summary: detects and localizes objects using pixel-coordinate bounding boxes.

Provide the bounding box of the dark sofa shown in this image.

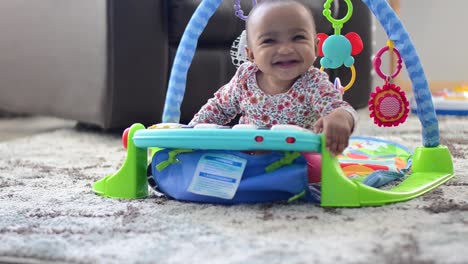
[0,0,372,129]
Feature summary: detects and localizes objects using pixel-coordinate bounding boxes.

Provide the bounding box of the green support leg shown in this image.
[320,135,361,207]
[320,132,454,207]
[93,123,148,199]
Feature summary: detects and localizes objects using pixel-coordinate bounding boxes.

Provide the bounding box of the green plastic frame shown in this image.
[93,123,454,207]
[93,124,148,199]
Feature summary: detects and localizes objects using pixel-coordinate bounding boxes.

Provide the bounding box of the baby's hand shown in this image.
[312,109,354,156]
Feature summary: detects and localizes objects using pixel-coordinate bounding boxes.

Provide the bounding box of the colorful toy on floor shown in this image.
[410,85,468,116]
[338,136,412,178]
[369,40,409,127]
[93,0,454,207]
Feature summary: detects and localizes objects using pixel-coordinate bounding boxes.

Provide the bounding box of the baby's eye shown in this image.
[293,35,306,41]
[261,38,275,44]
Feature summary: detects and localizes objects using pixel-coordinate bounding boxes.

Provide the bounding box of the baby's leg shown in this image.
[302,152,322,183]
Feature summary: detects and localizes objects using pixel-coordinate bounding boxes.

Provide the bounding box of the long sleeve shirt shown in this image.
[189,61,357,129]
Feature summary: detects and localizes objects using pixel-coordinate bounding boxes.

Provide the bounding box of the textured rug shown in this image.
[0,109,467,264]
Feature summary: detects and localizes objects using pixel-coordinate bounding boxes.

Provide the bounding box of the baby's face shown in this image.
[246,3,317,83]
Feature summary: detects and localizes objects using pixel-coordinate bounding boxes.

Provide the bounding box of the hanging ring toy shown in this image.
[323,0,353,34]
[368,41,409,127]
[373,44,403,81]
[233,0,257,21]
[318,0,363,93]
[320,65,356,93]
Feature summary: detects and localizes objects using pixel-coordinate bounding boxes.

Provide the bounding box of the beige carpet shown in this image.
[0,110,467,264]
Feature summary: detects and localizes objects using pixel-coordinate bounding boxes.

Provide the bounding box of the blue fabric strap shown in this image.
[162,0,222,123]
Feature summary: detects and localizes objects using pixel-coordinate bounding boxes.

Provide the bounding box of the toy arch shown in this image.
[93,0,454,207]
[163,0,439,147]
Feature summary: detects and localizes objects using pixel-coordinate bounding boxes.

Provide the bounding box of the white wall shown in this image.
[373,0,467,82]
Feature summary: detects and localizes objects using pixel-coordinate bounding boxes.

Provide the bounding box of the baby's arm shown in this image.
[189,85,240,126]
[313,109,354,155]
[310,70,358,155]
[189,65,246,126]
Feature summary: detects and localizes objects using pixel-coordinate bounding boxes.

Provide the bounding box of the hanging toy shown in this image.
[230,0,258,68]
[233,0,257,21]
[369,40,409,127]
[317,0,363,92]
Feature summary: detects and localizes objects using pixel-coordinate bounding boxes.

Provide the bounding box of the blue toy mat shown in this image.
[147,135,412,204]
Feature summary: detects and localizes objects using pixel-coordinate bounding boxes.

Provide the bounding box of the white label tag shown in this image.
[187,153,247,199]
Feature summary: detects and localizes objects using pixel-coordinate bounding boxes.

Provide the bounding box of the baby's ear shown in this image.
[315,38,319,55]
[245,46,254,62]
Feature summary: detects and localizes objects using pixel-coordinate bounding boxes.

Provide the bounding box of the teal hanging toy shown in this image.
[317,0,363,92]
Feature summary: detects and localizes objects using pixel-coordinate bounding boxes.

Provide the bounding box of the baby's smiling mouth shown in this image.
[273,59,300,67]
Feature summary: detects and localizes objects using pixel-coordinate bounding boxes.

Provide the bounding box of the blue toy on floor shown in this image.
[410,87,468,116]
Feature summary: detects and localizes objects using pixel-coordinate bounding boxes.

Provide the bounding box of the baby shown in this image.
[189,0,358,181]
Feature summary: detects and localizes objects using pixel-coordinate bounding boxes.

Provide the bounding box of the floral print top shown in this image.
[189,61,357,129]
